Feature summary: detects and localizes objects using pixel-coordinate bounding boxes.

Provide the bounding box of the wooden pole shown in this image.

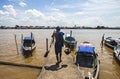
[46,38,48,52]
[70,30,72,50]
[31,32,33,50]
[21,34,23,44]
[14,34,19,55]
[70,30,72,37]
[44,38,49,57]
[31,32,33,38]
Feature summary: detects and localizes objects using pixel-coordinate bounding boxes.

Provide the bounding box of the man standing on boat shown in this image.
[52,26,65,65]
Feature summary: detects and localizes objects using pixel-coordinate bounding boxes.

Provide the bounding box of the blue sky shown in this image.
[0,0,120,27]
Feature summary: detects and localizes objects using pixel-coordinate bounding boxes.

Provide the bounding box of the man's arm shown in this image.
[51,30,55,37]
[61,32,66,46]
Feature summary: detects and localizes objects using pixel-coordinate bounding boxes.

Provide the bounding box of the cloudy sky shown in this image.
[0,0,120,27]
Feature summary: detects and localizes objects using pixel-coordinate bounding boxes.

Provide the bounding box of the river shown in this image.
[0,29,120,79]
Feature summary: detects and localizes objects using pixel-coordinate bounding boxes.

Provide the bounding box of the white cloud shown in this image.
[25,9,45,18]
[49,8,60,11]
[0,10,4,14]
[45,5,60,12]
[70,0,120,26]
[0,10,9,15]
[0,0,120,27]
[56,4,79,9]
[19,9,47,26]
[0,14,17,26]
[3,5,16,16]
[58,4,71,9]
[19,1,27,7]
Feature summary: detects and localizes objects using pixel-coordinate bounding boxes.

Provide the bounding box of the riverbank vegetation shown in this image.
[0,25,120,29]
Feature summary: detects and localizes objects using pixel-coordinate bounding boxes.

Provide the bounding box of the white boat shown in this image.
[104,37,120,49]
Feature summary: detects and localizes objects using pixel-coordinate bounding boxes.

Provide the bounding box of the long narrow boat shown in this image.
[114,44,120,62]
[22,36,36,56]
[75,42,100,79]
[104,37,120,49]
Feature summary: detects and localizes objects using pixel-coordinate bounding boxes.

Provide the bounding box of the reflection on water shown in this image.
[0,29,120,79]
[24,56,33,63]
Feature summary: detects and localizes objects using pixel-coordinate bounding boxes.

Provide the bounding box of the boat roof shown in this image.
[24,37,34,41]
[111,38,120,42]
[65,36,76,41]
[78,42,94,53]
[66,34,70,37]
[107,37,120,42]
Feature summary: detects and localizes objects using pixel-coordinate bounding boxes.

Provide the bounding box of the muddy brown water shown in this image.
[0,29,120,79]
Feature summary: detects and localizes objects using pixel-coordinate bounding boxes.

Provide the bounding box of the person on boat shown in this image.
[52,26,65,65]
[101,34,105,48]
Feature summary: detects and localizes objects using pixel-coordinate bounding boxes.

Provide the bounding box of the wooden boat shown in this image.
[22,35,36,56]
[75,42,100,79]
[65,34,77,49]
[104,37,120,49]
[114,44,120,62]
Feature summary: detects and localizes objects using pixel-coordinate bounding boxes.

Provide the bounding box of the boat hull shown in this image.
[65,41,77,49]
[22,44,36,57]
[65,36,77,49]
[114,45,120,62]
[75,42,100,79]
[76,53,100,79]
[104,37,120,49]
[22,45,36,51]
[104,42,115,49]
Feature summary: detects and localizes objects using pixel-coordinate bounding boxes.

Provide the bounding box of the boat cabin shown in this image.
[76,43,97,68]
[23,37,35,47]
[65,36,77,49]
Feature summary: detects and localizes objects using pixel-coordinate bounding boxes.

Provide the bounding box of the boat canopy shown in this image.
[78,43,94,53]
[65,36,75,41]
[65,36,77,44]
[111,38,120,43]
[24,37,34,41]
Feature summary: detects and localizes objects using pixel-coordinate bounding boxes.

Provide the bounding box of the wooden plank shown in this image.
[0,61,42,69]
[37,47,80,79]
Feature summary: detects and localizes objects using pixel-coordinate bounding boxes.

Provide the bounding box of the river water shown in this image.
[0,29,120,79]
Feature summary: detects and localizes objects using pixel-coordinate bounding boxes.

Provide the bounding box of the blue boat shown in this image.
[76,42,100,79]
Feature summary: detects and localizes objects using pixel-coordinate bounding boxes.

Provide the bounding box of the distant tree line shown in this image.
[0,25,120,29]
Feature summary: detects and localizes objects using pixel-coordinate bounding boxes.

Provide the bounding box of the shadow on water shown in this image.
[22,50,33,58]
[45,64,68,71]
[21,49,36,58]
[24,56,33,63]
[103,44,120,66]
[22,51,34,63]
[104,45,113,51]
[113,55,120,66]
[103,45,114,55]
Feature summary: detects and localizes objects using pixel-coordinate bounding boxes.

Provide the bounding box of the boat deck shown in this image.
[37,47,81,79]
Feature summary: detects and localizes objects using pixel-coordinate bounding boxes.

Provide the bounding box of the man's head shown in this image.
[56,26,60,31]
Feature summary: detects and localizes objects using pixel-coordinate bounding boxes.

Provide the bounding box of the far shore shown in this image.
[0,25,120,29]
